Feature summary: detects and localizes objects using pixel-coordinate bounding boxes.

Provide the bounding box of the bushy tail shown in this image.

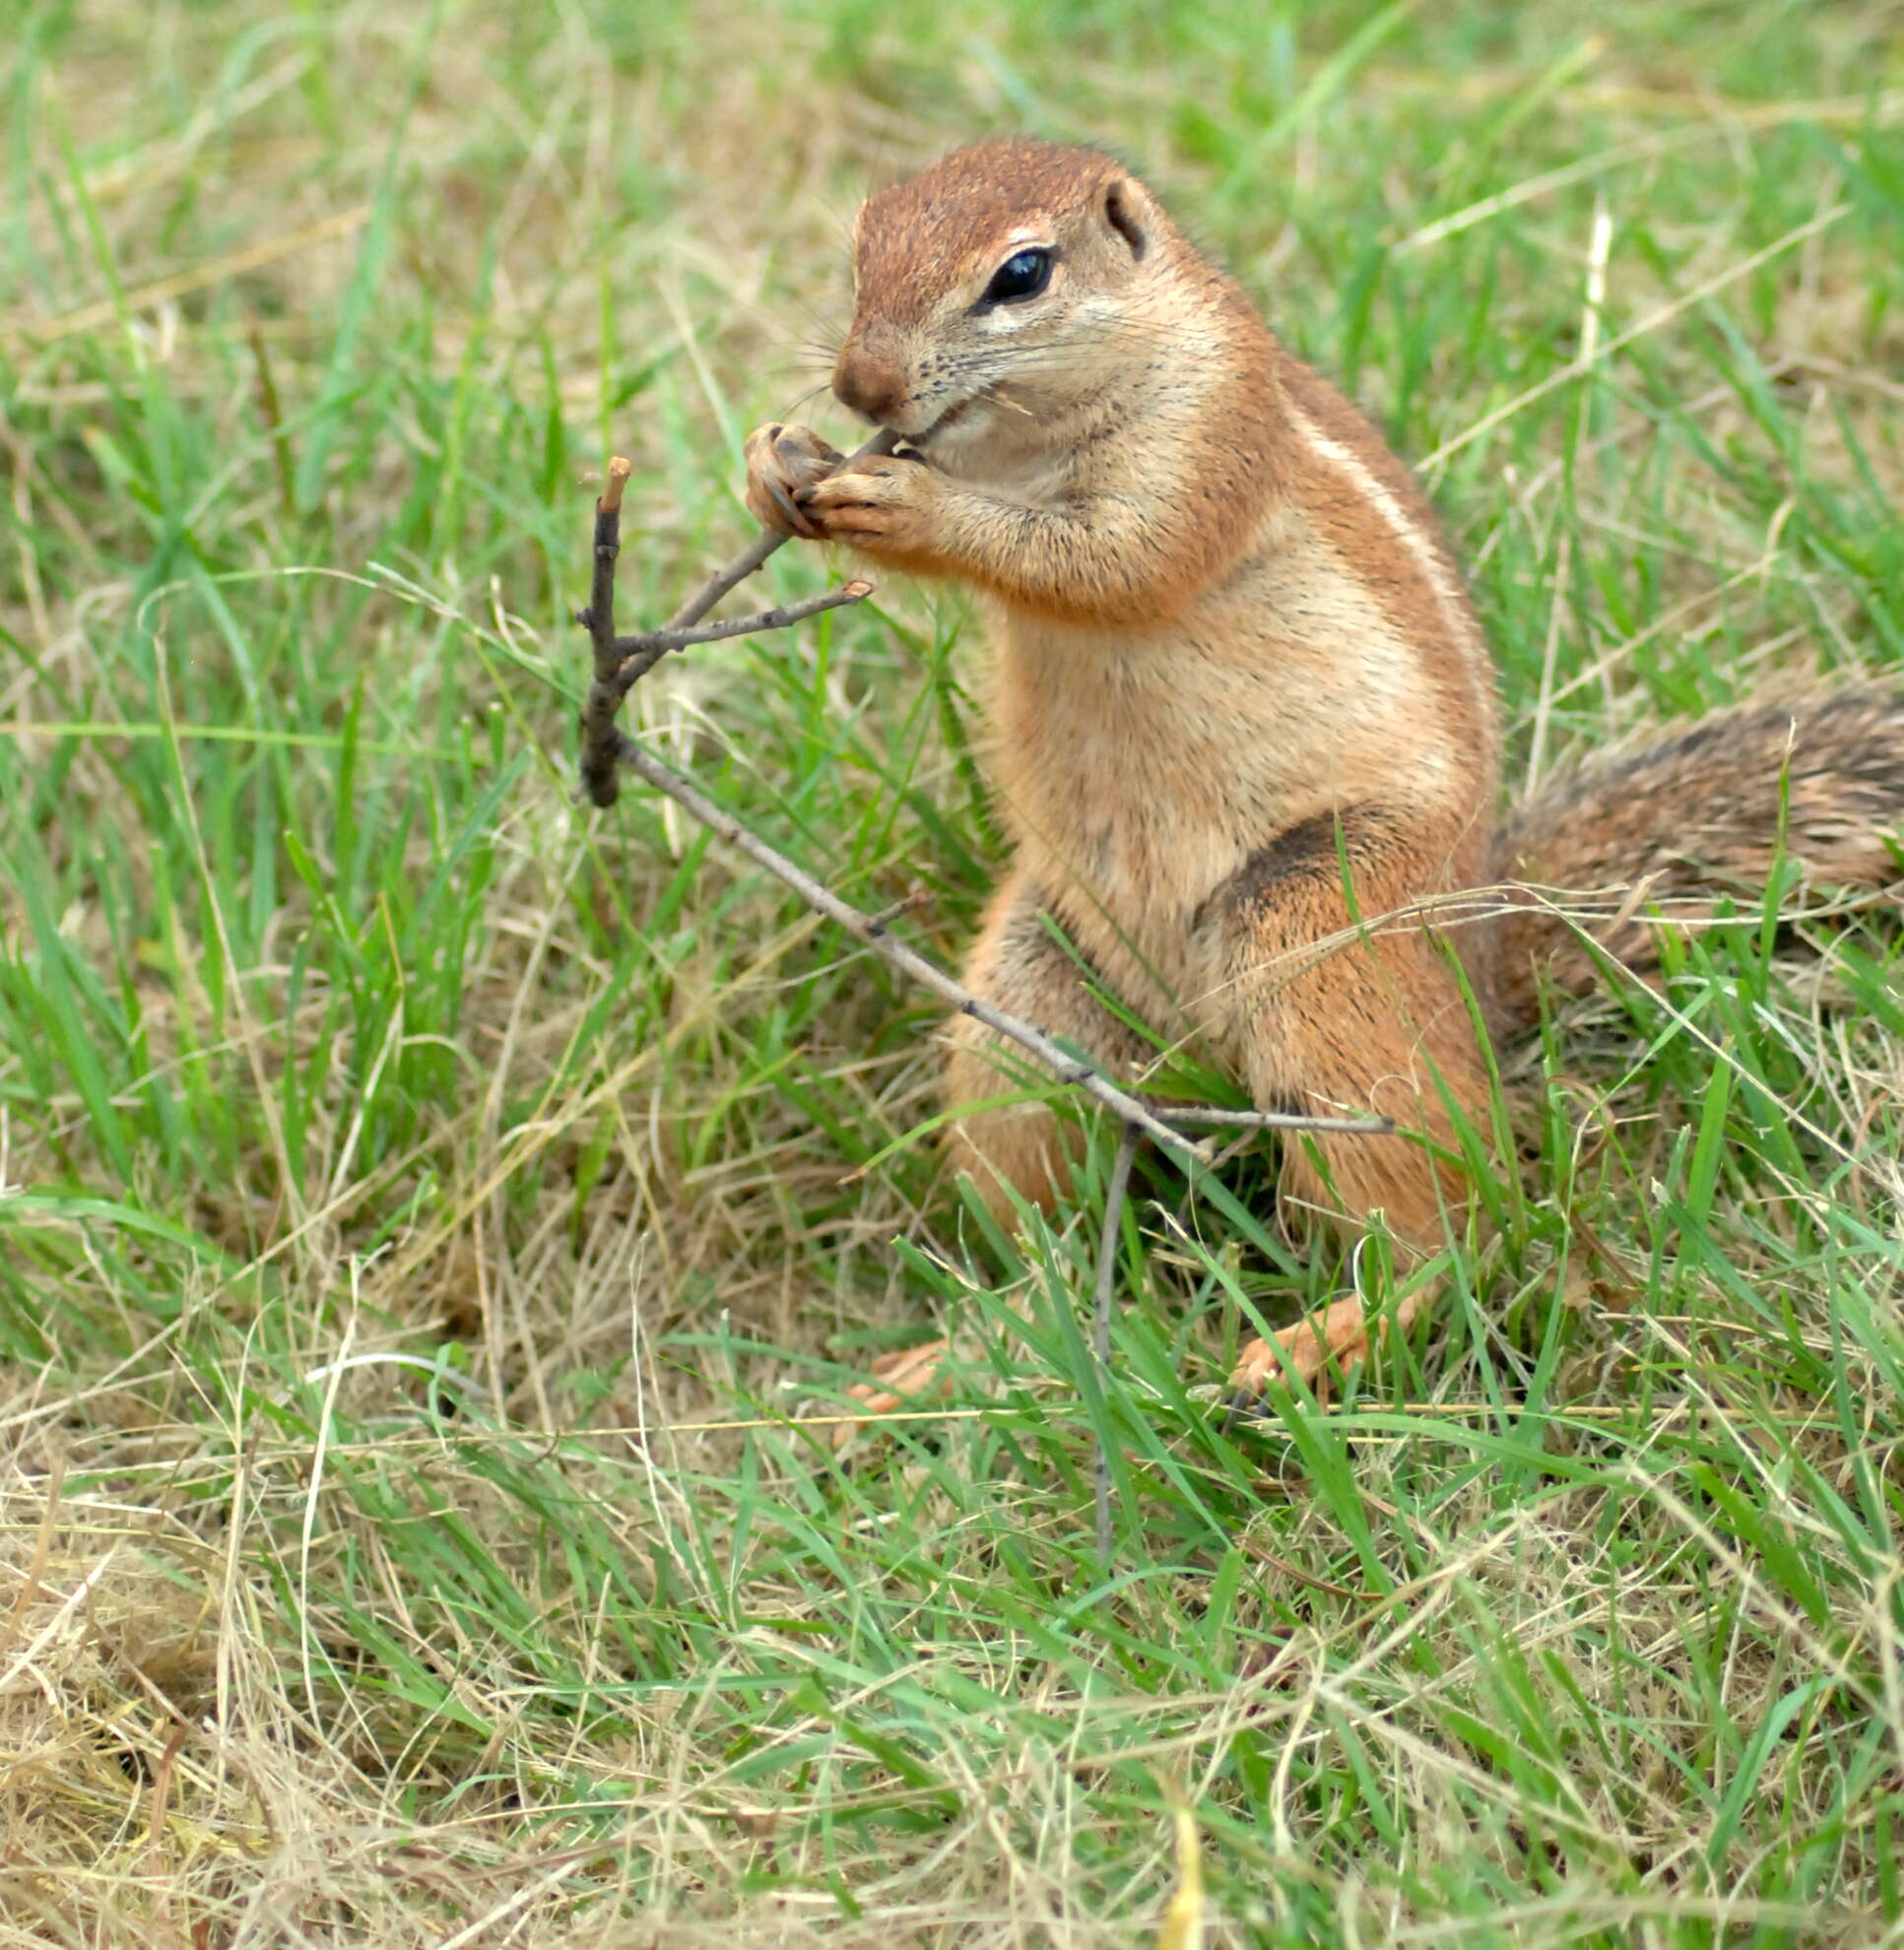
[1491,684,1904,1032]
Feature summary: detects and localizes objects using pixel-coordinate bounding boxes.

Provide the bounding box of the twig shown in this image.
[1162,1105,1394,1136]
[608,728,1213,1165]
[606,580,873,696]
[1093,1121,1141,1571]
[577,430,902,802]
[866,883,931,935]
[576,458,634,809]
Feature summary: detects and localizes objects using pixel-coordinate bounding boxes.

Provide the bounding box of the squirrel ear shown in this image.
[1103,178,1149,260]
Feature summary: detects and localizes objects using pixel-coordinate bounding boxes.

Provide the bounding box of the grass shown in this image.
[2,0,1903,1942]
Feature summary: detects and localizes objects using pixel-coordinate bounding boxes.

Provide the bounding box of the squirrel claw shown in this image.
[762,476,819,539]
[1220,1390,1265,1434]
[743,421,845,537]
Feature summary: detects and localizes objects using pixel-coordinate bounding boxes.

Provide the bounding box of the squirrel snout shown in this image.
[832,345,907,425]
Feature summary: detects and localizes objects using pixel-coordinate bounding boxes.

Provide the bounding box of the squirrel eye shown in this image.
[981,246,1054,305]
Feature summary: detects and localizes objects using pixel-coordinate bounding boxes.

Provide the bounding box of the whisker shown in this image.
[775,379,834,418]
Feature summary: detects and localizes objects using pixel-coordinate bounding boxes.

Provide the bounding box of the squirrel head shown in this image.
[833,139,1176,452]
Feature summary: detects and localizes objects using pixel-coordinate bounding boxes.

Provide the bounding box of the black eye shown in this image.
[981,247,1053,305]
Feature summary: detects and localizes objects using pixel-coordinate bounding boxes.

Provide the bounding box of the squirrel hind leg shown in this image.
[943,869,1151,1221]
[1210,833,1496,1398]
[1220,949,1481,1403]
[1201,806,1496,1256]
[1221,1041,1463,1404]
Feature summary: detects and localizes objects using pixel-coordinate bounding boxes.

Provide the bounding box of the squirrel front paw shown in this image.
[743,422,844,538]
[797,454,941,553]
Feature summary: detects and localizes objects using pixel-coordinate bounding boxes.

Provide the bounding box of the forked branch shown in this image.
[577,432,899,803]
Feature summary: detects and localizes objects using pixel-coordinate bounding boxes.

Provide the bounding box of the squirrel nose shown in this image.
[832,346,906,424]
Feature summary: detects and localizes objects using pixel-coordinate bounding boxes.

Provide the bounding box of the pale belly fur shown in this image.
[980,522,1466,1045]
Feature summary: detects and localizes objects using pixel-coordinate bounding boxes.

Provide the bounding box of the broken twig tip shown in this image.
[843,579,875,600]
[600,456,632,514]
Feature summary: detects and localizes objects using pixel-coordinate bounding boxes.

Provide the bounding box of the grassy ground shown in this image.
[4,1,1904,1943]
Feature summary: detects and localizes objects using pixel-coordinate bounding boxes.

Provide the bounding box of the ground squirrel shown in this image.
[744,138,1904,1401]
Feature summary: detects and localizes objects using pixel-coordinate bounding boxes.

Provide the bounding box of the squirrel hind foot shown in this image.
[1227,1281,1437,1407]
[829,1337,957,1451]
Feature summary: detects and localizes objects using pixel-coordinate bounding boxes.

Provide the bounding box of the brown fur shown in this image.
[1496,685,1904,1026]
[744,139,1904,1385]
